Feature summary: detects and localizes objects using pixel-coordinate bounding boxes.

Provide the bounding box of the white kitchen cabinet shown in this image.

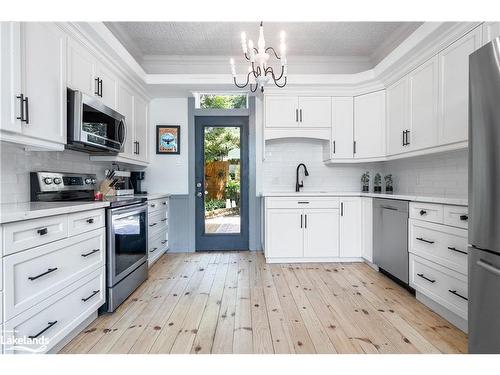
[408,56,439,151]
[0,22,22,134]
[298,97,331,128]
[265,96,298,128]
[0,22,66,149]
[95,63,118,110]
[339,198,362,258]
[386,76,410,155]
[21,22,66,144]
[354,90,386,159]
[118,83,135,159]
[67,38,96,97]
[330,97,354,159]
[265,209,304,258]
[303,209,339,257]
[438,27,482,145]
[134,95,149,163]
[482,22,500,45]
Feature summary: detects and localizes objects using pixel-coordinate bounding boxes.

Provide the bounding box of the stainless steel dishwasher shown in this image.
[373,198,410,286]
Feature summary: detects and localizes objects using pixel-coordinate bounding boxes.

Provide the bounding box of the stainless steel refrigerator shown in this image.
[468,36,500,354]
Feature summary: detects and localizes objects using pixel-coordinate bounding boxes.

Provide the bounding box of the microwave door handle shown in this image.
[119,119,126,151]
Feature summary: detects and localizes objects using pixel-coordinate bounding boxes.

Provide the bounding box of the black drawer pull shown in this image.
[162,202,167,205]
[161,218,167,222]
[28,267,58,281]
[81,249,100,257]
[150,204,156,208]
[459,215,468,221]
[161,240,168,245]
[37,227,48,236]
[419,210,427,216]
[149,223,157,227]
[416,237,435,244]
[86,218,94,224]
[448,246,467,255]
[448,290,468,301]
[82,290,100,302]
[297,201,310,204]
[29,321,58,339]
[417,273,436,283]
[150,247,158,253]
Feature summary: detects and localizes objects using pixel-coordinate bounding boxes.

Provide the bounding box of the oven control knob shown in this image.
[85,178,92,184]
[91,178,96,184]
[43,177,53,185]
[53,177,62,185]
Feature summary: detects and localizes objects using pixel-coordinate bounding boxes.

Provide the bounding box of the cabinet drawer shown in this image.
[68,209,104,236]
[148,209,168,236]
[3,215,68,255]
[409,254,468,320]
[3,267,105,354]
[148,198,168,214]
[4,228,105,320]
[443,205,469,229]
[409,219,468,275]
[409,202,443,223]
[148,230,168,265]
[266,197,339,209]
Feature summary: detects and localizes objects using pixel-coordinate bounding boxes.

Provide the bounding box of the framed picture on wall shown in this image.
[156,125,181,154]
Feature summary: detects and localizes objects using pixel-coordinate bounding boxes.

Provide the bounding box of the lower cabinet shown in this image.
[147,197,169,267]
[264,196,364,262]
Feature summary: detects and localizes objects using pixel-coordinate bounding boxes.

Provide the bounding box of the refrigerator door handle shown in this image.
[477,259,500,277]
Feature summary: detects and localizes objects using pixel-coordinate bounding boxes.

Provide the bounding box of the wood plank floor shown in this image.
[60,252,467,354]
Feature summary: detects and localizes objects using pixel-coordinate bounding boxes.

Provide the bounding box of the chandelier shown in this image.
[230,22,288,93]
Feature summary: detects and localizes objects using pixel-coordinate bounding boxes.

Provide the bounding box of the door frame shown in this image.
[194,115,249,251]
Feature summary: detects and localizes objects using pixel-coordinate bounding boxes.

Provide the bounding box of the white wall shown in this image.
[0,142,111,204]
[143,98,189,195]
[262,139,468,199]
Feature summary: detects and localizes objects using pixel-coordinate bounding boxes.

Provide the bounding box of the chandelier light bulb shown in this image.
[241,31,246,42]
[248,40,256,62]
[240,32,248,54]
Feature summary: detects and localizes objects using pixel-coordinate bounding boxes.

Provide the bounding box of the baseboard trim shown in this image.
[52,311,98,354]
[416,291,468,333]
[265,256,364,264]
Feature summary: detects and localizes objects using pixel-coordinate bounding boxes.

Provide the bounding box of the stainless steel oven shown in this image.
[105,201,148,312]
[67,88,126,153]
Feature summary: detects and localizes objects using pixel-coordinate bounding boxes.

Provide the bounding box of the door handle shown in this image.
[332,140,335,154]
[16,94,25,122]
[94,77,100,96]
[381,206,398,211]
[300,214,303,228]
[304,214,307,228]
[476,259,500,277]
[341,202,344,216]
[81,248,100,257]
[99,78,103,97]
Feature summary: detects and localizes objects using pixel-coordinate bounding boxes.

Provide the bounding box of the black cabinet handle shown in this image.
[353,141,357,154]
[417,273,436,283]
[28,267,58,281]
[150,247,158,253]
[341,202,344,217]
[416,237,435,244]
[82,290,100,302]
[149,223,157,227]
[299,109,303,122]
[296,109,298,122]
[94,77,100,96]
[460,215,468,221]
[402,130,406,146]
[300,214,303,229]
[448,246,467,255]
[28,321,58,339]
[37,227,48,236]
[448,289,468,301]
[24,96,29,124]
[81,248,100,257]
[151,203,156,208]
[304,214,307,229]
[333,140,336,154]
[405,130,410,145]
[163,202,167,205]
[419,210,427,216]
[161,218,167,222]
[86,218,94,224]
[99,78,103,97]
[137,141,140,155]
[161,240,168,245]
[16,94,25,122]
[297,201,309,204]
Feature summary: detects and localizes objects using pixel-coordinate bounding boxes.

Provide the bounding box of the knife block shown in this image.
[100,180,116,197]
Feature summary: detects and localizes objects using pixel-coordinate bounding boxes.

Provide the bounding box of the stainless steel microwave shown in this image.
[67,89,126,153]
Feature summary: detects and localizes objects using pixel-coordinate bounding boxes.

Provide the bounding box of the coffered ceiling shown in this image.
[105,22,423,74]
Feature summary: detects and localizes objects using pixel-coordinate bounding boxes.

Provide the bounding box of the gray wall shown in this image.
[168,97,261,252]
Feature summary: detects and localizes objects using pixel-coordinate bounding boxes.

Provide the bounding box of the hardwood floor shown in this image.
[60,251,467,354]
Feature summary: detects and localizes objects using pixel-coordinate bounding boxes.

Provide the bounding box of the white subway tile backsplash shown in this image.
[0,142,111,204]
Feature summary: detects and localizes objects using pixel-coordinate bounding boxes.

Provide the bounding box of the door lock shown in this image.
[196,192,202,197]
[196,182,202,188]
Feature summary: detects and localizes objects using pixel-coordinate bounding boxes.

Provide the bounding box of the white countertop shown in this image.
[134,193,171,200]
[261,191,468,206]
[0,201,111,224]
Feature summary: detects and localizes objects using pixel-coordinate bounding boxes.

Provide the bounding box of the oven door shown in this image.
[107,203,148,287]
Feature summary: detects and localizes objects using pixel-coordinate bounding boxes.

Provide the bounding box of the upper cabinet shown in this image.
[408,55,439,151]
[354,90,386,159]
[298,97,331,127]
[265,95,331,128]
[133,96,149,163]
[330,97,354,159]
[438,27,482,145]
[386,76,410,156]
[0,22,66,150]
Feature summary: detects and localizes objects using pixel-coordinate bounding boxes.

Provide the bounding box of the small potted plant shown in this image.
[384,174,394,193]
[361,171,370,192]
[374,173,382,193]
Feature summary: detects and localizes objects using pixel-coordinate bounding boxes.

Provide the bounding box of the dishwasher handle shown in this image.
[381,206,399,211]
